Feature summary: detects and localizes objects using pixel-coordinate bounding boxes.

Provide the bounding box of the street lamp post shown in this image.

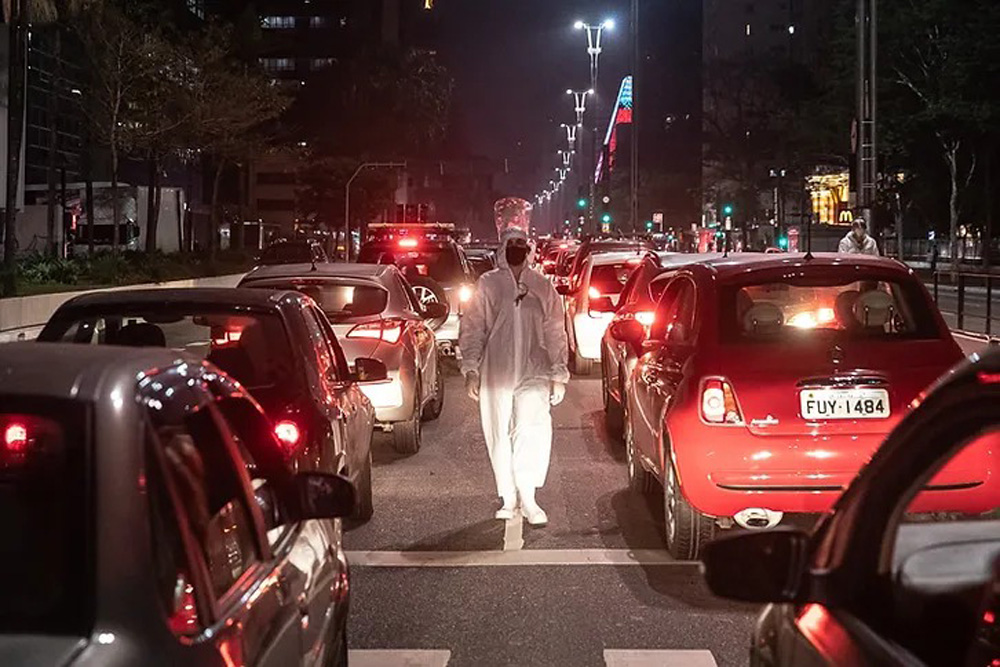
[575,18,614,234]
[566,88,592,128]
[344,161,405,262]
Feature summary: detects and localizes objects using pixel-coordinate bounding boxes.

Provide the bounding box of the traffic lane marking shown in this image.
[502,510,524,551]
[345,548,696,567]
[605,649,718,667]
[349,649,451,667]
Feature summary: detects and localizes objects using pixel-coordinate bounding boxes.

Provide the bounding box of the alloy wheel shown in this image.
[412,285,440,306]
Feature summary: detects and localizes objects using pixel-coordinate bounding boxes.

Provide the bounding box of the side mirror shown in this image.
[609,319,645,353]
[556,283,571,296]
[701,529,809,603]
[354,357,388,383]
[422,301,449,319]
[285,472,356,521]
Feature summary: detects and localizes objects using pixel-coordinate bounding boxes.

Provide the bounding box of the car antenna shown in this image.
[804,213,814,260]
[310,258,318,272]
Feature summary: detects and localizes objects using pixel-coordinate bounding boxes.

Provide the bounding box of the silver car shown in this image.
[0,343,354,666]
[240,263,445,454]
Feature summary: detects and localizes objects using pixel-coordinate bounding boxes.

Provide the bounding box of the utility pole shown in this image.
[2,0,26,294]
[344,161,405,262]
[856,0,878,231]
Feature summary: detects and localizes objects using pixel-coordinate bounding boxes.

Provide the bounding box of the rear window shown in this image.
[43,310,296,398]
[590,264,634,295]
[246,279,388,321]
[358,243,464,284]
[0,401,90,635]
[720,276,940,343]
[260,244,315,264]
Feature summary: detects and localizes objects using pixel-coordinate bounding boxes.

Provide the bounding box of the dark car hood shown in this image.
[0,635,87,666]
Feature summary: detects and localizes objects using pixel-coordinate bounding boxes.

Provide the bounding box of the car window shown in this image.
[154,407,261,601]
[313,307,351,379]
[0,400,89,635]
[650,278,696,343]
[590,263,634,296]
[718,275,940,343]
[302,305,345,381]
[395,274,423,314]
[261,243,314,264]
[358,243,464,283]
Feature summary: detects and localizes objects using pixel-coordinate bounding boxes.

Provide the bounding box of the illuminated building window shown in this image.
[262,16,296,29]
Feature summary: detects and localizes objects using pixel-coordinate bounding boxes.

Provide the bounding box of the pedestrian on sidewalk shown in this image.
[839,219,880,256]
[459,202,569,527]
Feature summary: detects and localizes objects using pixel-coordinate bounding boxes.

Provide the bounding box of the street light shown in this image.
[573,18,615,233]
[566,88,591,127]
[560,123,578,152]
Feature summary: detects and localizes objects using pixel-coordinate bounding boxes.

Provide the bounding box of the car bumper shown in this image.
[674,423,1000,517]
[435,312,460,343]
[573,313,615,360]
[359,369,418,423]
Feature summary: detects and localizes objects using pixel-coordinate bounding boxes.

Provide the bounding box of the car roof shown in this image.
[689,252,914,281]
[243,262,396,282]
[55,287,300,311]
[0,342,198,403]
[589,249,653,266]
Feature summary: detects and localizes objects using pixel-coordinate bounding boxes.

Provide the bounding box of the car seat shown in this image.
[854,290,894,330]
[742,302,784,336]
[835,290,861,330]
[115,322,166,347]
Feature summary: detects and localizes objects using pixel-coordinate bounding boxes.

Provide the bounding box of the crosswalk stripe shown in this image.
[502,510,524,551]
[349,649,451,666]
[345,548,695,567]
[604,649,718,667]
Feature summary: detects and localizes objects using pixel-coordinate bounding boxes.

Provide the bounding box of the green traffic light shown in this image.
[601,213,612,224]
[577,198,587,208]
[722,204,734,216]
[778,236,789,249]
[645,221,653,230]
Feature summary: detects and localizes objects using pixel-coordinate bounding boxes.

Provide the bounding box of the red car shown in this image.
[614,253,972,559]
[601,253,724,438]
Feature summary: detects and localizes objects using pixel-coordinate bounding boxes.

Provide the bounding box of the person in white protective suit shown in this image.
[459,227,569,526]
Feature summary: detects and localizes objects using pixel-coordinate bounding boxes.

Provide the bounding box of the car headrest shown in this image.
[115,322,166,347]
[743,302,784,335]
[854,290,894,329]
[736,290,754,322]
[835,290,861,328]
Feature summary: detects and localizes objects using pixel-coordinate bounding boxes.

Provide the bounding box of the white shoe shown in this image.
[495,505,517,520]
[522,503,548,526]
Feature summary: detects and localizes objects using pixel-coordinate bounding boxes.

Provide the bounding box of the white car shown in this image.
[559,249,652,375]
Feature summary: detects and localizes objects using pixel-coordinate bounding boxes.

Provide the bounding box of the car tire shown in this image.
[392,383,422,453]
[422,363,445,422]
[663,460,715,560]
[325,622,348,667]
[604,361,624,440]
[573,346,593,376]
[409,276,449,330]
[625,402,655,493]
[353,447,374,521]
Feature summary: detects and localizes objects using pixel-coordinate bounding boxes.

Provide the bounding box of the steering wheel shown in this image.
[965,554,1000,666]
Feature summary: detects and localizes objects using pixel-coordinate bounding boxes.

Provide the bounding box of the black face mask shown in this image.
[505,244,529,267]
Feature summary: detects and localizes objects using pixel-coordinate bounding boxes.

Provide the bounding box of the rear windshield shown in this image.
[246,279,388,321]
[720,276,940,343]
[260,244,315,264]
[590,264,634,295]
[0,400,90,635]
[43,310,296,397]
[358,243,464,284]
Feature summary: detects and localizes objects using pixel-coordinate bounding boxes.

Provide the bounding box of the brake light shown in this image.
[701,379,743,424]
[347,318,403,344]
[213,330,242,346]
[3,423,28,452]
[398,238,419,248]
[588,286,601,300]
[274,420,301,450]
[635,311,655,327]
[459,285,473,303]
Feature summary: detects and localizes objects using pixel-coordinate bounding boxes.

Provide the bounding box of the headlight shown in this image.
[459,285,474,303]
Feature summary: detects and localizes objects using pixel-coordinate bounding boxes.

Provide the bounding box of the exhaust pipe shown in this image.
[733,508,783,530]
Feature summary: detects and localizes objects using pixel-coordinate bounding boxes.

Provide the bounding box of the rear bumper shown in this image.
[573,313,614,360]
[359,370,417,423]
[434,312,460,343]
[674,425,1000,517]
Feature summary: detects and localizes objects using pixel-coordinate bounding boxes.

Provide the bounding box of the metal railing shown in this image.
[931,271,999,338]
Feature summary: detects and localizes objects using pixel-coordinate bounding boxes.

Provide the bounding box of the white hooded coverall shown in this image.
[459,228,570,500]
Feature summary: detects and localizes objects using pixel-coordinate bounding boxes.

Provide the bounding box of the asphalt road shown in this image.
[930,284,1000,336]
[343,367,757,667]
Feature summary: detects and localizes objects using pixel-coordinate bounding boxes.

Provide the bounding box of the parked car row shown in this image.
[0,255,451,665]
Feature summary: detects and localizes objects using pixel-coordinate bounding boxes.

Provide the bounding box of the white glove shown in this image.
[550,381,566,406]
[465,372,481,402]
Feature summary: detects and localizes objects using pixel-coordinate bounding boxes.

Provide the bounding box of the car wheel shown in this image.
[625,403,655,493]
[409,277,449,330]
[422,363,445,422]
[663,460,714,560]
[605,366,624,440]
[324,621,348,667]
[353,447,374,521]
[573,346,593,376]
[392,382,422,453]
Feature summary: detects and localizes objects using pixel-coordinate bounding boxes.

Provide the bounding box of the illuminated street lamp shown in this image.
[560,123,578,153]
[573,18,614,233]
[566,88,592,126]
[558,149,573,168]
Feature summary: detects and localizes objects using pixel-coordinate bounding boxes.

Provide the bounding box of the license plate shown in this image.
[799,388,890,420]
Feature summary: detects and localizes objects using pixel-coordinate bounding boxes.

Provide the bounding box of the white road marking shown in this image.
[349,649,451,667]
[604,649,718,667]
[345,548,694,567]
[502,509,524,551]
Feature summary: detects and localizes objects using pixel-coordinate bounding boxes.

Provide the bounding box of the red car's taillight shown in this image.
[346,318,403,344]
[3,422,29,453]
[635,310,655,327]
[274,420,302,451]
[701,379,744,425]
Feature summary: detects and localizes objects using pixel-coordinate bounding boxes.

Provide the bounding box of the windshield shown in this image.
[590,263,634,296]
[358,243,465,284]
[720,276,940,343]
[0,400,89,635]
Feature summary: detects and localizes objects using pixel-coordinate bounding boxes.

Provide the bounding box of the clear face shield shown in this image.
[494,197,533,236]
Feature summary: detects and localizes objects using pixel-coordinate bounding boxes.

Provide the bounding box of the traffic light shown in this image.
[645,221,653,231]
[778,235,789,249]
[722,203,734,217]
[577,197,587,209]
[601,213,612,224]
